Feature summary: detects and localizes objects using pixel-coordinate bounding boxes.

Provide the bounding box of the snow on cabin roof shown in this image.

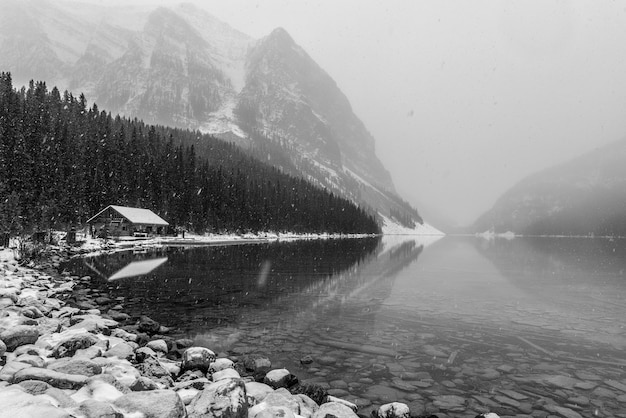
[87,205,169,225]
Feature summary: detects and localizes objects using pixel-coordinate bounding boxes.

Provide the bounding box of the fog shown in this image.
[74,0,626,228]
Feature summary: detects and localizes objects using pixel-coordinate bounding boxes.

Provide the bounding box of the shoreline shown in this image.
[0,237,460,418]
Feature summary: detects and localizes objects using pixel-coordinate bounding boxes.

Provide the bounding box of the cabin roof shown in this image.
[86,205,169,226]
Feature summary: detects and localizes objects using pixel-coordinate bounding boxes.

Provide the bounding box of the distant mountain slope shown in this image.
[0,0,436,234]
[473,137,626,236]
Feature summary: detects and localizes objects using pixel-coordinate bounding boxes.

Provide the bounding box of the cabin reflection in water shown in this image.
[83,253,169,281]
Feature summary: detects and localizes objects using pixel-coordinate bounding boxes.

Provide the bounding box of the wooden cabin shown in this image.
[87,205,169,238]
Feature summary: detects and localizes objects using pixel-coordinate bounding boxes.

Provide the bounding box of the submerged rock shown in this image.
[137,316,161,334]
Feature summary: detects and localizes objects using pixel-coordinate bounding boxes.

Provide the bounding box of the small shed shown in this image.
[87,205,169,238]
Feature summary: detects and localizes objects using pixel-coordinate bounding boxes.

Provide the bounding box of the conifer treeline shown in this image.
[0,73,380,235]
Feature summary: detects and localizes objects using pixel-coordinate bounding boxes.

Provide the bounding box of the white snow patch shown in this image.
[198,99,248,140]
[381,214,444,237]
[476,230,516,240]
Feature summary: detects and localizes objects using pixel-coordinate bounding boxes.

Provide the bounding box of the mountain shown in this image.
[0,0,440,234]
[473,137,626,236]
[0,74,380,235]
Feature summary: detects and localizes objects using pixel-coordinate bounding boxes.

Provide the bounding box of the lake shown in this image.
[65,236,626,417]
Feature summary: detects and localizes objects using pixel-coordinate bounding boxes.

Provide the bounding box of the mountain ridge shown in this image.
[0,0,441,235]
[473,136,626,236]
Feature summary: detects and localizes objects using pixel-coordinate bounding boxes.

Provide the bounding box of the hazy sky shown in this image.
[77,0,626,227]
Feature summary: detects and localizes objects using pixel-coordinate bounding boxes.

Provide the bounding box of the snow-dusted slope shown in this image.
[1,0,433,234]
[474,136,626,236]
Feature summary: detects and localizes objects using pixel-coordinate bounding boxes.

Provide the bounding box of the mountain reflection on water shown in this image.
[65,236,626,417]
[68,238,384,333]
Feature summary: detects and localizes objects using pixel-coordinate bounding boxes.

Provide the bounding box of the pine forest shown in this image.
[0,73,380,236]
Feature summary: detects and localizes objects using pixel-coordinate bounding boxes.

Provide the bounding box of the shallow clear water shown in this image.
[66,236,626,417]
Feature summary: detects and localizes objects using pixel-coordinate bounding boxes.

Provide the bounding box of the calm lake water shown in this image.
[65,236,626,417]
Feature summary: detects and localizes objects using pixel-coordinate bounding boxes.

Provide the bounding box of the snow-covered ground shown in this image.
[475,230,516,240]
[380,214,445,236]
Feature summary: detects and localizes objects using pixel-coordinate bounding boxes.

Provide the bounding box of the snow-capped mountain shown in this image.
[473,137,626,236]
[0,0,440,235]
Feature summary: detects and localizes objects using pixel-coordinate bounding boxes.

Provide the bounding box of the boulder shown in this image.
[72,374,130,403]
[174,377,211,391]
[177,370,206,384]
[159,358,181,377]
[0,385,72,418]
[135,356,174,388]
[52,332,99,358]
[177,387,201,405]
[146,339,168,354]
[182,346,215,372]
[251,405,295,418]
[130,376,161,391]
[0,338,7,356]
[135,346,157,362]
[18,379,52,395]
[137,316,161,334]
[79,399,123,418]
[21,306,44,319]
[113,389,186,418]
[13,367,88,389]
[175,338,194,349]
[102,360,141,388]
[242,354,272,373]
[327,396,357,413]
[44,387,79,408]
[312,402,359,418]
[104,341,135,361]
[188,377,248,418]
[48,358,103,377]
[15,353,45,368]
[0,297,15,309]
[264,368,298,389]
[68,315,118,334]
[373,402,410,418]
[294,394,319,418]
[0,325,40,351]
[0,360,33,382]
[210,357,235,373]
[245,381,274,406]
[107,309,131,322]
[290,383,328,405]
[111,328,137,342]
[263,389,300,414]
[213,368,241,381]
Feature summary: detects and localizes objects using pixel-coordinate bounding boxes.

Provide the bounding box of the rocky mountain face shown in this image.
[473,138,626,236]
[1,0,431,232]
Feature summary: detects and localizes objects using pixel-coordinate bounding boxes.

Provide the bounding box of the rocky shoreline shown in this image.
[0,242,496,418]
